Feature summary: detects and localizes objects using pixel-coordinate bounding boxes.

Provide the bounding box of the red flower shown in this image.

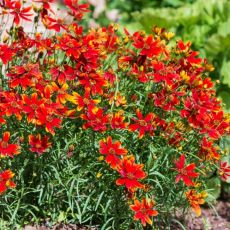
[49,65,76,85]
[0,44,14,64]
[58,34,81,59]
[36,106,62,135]
[116,155,146,192]
[131,64,152,83]
[64,0,90,20]
[78,72,107,96]
[130,198,158,226]
[180,89,226,139]
[104,69,116,85]
[76,47,99,72]
[43,16,67,32]
[99,136,127,169]
[7,64,43,89]
[7,0,33,25]
[133,33,163,58]
[129,109,155,139]
[177,40,191,52]
[174,154,199,186]
[22,93,44,124]
[0,92,23,120]
[0,169,15,194]
[154,84,185,111]
[202,111,229,140]
[81,107,109,132]
[198,137,220,161]
[110,111,128,130]
[0,132,20,157]
[219,162,230,182]
[0,109,6,125]
[28,134,51,155]
[152,61,180,85]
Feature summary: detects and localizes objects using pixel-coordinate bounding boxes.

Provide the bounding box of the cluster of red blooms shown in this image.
[0,0,229,227]
[99,137,158,226]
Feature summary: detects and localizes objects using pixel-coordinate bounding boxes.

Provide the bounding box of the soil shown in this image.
[185,200,230,230]
[23,200,230,230]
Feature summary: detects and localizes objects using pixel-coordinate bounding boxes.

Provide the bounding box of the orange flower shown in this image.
[130,198,158,226]
[185,190,207,216]
[78,72,107,96]
[0,132,20,157]
[67,88,100,111]
[116,156,146,192]
[108,92,127,107]
[50,82,70,104]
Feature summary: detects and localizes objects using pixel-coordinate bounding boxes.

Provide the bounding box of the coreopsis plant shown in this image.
[0,0,229,228]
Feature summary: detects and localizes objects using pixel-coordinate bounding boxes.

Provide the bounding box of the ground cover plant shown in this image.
[0,0,229,229]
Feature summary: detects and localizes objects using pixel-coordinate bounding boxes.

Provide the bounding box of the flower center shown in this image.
[35,143,41,149]
[46,115,53,122]
[109,148,116,155]
[83,98,90,105]
[179,168,187,175]
[127,173,135,179]
[1,141,8,148]
[139,120,147,126]
[31,104,38,110]
[11,101,18,108]
[114,121,120,126]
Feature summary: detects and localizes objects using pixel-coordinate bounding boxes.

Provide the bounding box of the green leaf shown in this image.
[218,90,230,111]
[57,211,66,222]
[221,61,230,88]
[218,19,230,37]
[131,8,177,33]
[205,34,230,55]
[206,177,221,202]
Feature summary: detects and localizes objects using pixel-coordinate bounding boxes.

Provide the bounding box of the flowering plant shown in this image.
[0,0,229,228]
